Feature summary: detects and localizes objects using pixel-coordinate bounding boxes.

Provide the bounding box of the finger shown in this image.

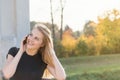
[23,34,29,41]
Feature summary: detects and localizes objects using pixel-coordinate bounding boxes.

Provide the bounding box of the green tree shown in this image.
[83,20,96,37]
[75,40,89,56]
[73,30,81,39]
[96,9,120,54]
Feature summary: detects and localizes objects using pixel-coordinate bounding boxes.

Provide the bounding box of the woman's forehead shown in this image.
[32,28,44,38]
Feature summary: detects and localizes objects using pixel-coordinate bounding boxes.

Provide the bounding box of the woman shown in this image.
[2,23,66,80]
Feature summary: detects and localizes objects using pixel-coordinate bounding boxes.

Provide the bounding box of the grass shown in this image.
[59,54,120,80]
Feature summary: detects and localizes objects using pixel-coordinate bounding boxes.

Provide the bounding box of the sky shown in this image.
[29,0,120,31]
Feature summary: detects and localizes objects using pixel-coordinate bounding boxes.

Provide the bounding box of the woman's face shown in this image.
[26,28,44,50]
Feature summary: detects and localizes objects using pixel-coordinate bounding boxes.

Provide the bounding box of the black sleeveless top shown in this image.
[7,47,47,80]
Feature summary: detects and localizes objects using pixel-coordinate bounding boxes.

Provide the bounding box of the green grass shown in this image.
[59,54,120,80]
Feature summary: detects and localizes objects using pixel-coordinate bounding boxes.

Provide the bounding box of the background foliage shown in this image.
[30,9,120,58]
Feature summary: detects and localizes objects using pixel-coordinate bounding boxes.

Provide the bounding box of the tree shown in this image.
[50,0,55,44]
[75,40,89,56]
[95,9,120,54]
[73,30,81,39]
[83,20,96,37]
[60,0,66,40]
[61,26,76,57]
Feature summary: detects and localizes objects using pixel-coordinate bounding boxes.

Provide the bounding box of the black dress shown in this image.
[7,47,47,80]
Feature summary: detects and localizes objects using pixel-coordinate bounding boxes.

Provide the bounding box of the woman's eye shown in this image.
[35,37,40,41]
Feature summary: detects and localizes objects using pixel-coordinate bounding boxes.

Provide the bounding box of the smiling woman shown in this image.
[1,23,66,80]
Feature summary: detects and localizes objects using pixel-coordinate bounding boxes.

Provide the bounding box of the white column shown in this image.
[16,0,30,46]
[1,0,16,40]
[0,0,2,69]
[0,0,1,40]
[0,0,17,69]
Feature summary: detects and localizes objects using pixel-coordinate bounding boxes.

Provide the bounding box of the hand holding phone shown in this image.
[23,35,29,44]
[20,35,29,53]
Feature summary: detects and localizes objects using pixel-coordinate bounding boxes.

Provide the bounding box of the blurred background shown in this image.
[1,0,120,80]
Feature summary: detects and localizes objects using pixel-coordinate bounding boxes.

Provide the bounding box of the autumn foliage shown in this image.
[31,9,120,58]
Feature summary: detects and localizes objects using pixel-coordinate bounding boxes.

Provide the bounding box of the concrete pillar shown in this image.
[0,0,30,45]
[0,0,30,69]
[0,0,2,69]
[0,0,1,40]
[16,0,30,46]
[1,0,16,40]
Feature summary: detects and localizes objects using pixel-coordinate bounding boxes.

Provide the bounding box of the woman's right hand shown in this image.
[19,35,28,53]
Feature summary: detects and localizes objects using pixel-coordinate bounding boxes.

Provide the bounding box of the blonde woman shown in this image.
[2,23,66,80]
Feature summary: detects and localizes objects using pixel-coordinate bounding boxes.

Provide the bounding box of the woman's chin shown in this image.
[26,45,34,49]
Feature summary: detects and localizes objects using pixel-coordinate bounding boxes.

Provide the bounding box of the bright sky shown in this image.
[29,0,120,31]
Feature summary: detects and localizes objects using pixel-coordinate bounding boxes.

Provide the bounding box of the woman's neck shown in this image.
[26,48,38,56]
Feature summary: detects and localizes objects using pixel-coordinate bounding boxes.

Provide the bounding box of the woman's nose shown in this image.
[28,36,34,41]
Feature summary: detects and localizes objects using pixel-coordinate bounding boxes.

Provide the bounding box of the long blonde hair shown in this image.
[34,23,55,78]
[34,23,55,67]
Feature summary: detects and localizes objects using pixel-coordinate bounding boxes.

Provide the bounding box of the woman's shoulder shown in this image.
[9,47,19,52]
[7,47,19,57]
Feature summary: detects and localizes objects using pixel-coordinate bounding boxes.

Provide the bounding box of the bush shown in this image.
[54,40,66,58]
[75,40,89,56]
[100,46,113,55]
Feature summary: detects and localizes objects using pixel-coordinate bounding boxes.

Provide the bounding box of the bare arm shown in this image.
[2,36,27,79]
[47,50,66,80]
[2,51,23,79]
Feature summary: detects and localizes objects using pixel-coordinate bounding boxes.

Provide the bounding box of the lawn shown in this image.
[60,54,120,80]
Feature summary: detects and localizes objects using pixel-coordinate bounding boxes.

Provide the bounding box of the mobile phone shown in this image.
[23,36,28,44]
